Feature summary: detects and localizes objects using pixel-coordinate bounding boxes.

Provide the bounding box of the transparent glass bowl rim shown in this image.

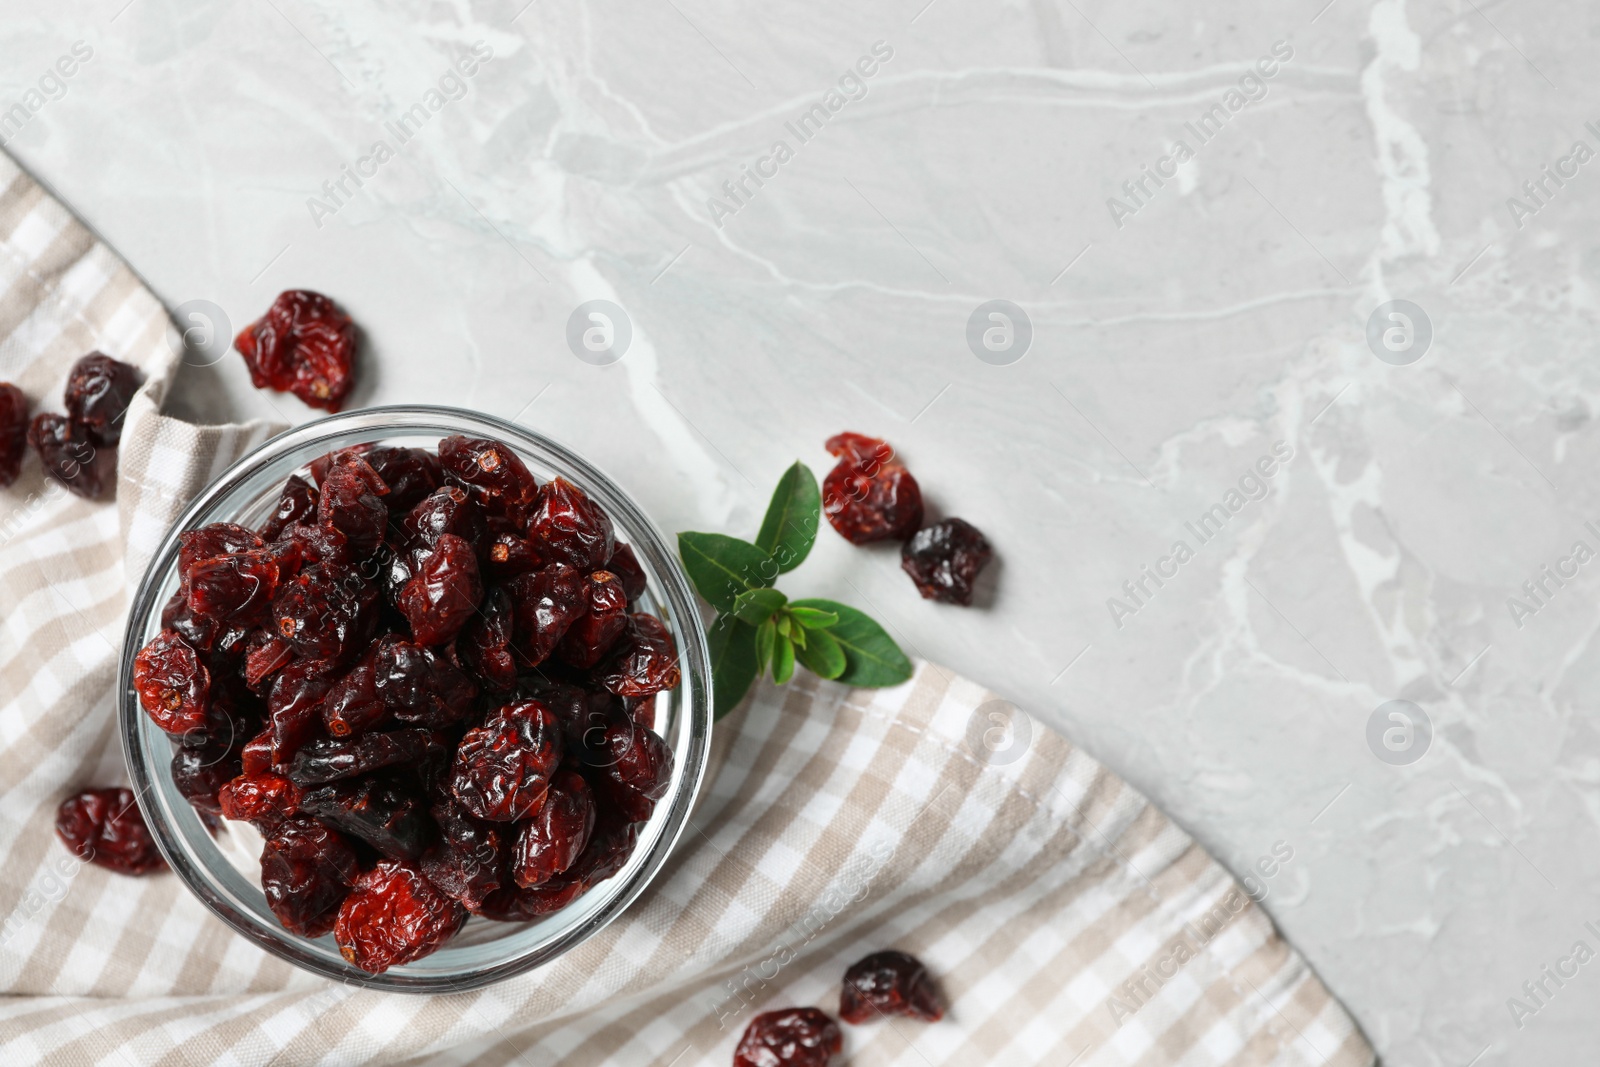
[118,404,713,992]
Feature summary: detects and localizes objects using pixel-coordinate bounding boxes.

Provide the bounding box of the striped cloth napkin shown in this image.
[0,151,1375,1066]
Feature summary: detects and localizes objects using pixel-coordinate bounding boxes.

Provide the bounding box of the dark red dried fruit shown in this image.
[900,519,992,606]
[271,565,378,662]
[438,435,538,525]
[322,646,386,737]
[581,712,673,822]
[261,817,359,937]
[559,570,629,669]
[473,813,636,921]
[364,446,443,515]
[260,474,318,541]
[188,549,280,622]
[373,638,478,728]
[235,290,358,411]
[300,774,433,862]
[240,727,276,776]
[64,353,142,446]
[318,457,389,558]
[218,772,304,830]
[597,614,680,698]
[335,861,465,973]
[28,412,116,499]
[133,630,211,736]
[734,1008,843,1067]
[529,477,614,570]
[172,740,241,816]
[839,949,944,1024]
[243,631,295,691]
[397,533,482,647]
[458,586,517,691]
[485,531,542,582]
[402,487,486,560]
[451,701,562,822]
[822,432,922,544]
[506,563,586,667]
[605,542,647,603]
[289,728,437,786]
[419,797,506,911]
[0,382,29,488]
[180,523,265,577]
[54,787,166,875]
[266,659,335,766]
[512,770,595,888]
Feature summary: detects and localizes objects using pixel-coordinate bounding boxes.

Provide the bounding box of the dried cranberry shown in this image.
[458,586,517,691]
[419,797,506,911]
[559,570,629,669]
[451,700,562,822]
[581,712,673,822]
[64,353,142,446]
[839,950,944,1023]
[259,474,318,541]
[822,432,922,544]
[234,290,358,411]
[261,817,359,937]
[55,787,165,875]
[335,861,465,973]
[188,549,280,622]
[597,614,680,698]
[512,770,595,888]
[471,872,585,921]
[364,446,443,514]
[318,459,389,558]
[282,521,351,571]
[402,487,486,560]
[373,638,478,727]
[180,523,265,576]
[625,695,655,731]
[397,533,482,647]
[134,630,211,735]
[289,728,437,786]
[0,383,28,488]
[172,740,241,816]
[300,774,433,862]
[28,413,115,499]
[218,772,304,830]
[243,631,295,691]
[240,726,276,776]
[485,531,542,582]
[322,646,386,737]
[506,562,586,667]
[272,565,379,662]
[266,659,335,765]
[900,519,992,606]
[518,677,617,753]
[529,477,614,570]
[734,1009,842,1067]
[438,435,538,525]
[605,542,648,603]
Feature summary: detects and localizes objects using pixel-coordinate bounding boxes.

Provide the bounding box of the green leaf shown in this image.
[772,634,796,685]
[706,614,758,720]
[755,462,821,573]
[787,606,838,630]
[755,618,776,677]
[731,587,787,626]
[678,532,777,613]
[794,626,846,680]
[789,598,913,687]
[776,614,791,639]
[789,622,807,650]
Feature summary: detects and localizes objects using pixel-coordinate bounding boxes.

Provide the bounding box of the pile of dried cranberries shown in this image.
[130,434,679,973]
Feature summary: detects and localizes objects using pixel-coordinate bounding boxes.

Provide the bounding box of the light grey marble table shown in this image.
[4,0,1595,1062]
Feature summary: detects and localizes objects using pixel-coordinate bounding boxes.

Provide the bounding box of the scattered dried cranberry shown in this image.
[529,477,614,570]
[54,787,166,875]
[452,701,561,822]
[133,630,211,736]
[0,383,28,488]
[397,532,482,647]
[597,613,681,698]
[822,432,922,544]
[28,412,115,499]
[900,519,992,606]
[335,861,465,973]
[734,1008,843,1067]
[261,817,359,937]
[512,770,595,888]
[64,353,142,446]
[235,290,358,411]
[839,950,944,1024]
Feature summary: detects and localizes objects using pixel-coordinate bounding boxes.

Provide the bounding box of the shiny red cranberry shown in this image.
[335,861,465,973]
[512,770,595,888]
[0,383,28,488]
[597,614,680,698]
[218,772,304,831]
[900,518,992,606]
[396,533,482,647]
[822,432,922,544]
[419,796,507,911]
[438,435,538,525]
[459,586,517,691]
[259,474,318,540]
[299,773,434,862]
[64,353,142,446]
[734,1008,843,1067]
[451,700,562,822]
[261,817,359,937]
[506,562,586,667]
[529,476,613,570]
[54,787,165,875]
[28,412,115,499]
[605,542,648,602]
[558,570,629,669]
[133,630,211,736]
[363,446,443,514]
[840,949,944,1023]
[234,290,358,411]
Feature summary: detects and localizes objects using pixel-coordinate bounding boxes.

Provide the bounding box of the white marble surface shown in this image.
[4,0,1597,1061]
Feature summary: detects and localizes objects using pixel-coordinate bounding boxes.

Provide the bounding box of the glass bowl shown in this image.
[118,405,712,992]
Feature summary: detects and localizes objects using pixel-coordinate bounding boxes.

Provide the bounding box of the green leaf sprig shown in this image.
[681,461,913,718]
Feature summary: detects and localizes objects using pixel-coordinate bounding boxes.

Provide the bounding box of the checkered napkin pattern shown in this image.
[0,152,1374,1065]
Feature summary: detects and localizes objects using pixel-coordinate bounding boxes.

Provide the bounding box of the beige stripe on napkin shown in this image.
[0,151,1373,1066]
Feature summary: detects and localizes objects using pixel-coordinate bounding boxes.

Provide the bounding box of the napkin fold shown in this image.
[0,151,1374,1066]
